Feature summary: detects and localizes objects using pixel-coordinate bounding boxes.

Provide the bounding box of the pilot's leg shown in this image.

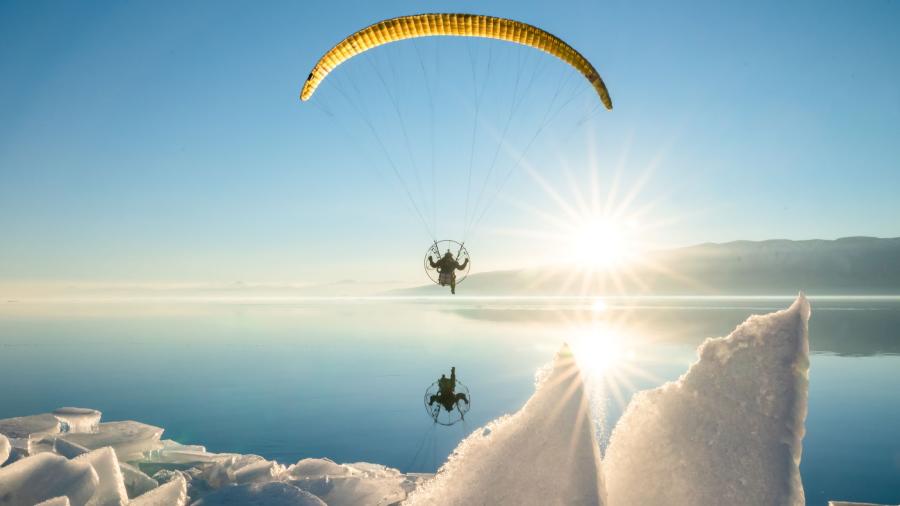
[451,276,456,295]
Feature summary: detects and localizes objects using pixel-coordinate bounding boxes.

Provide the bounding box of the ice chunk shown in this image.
[1,433,10,465]
[344,462,401,478]
[129,475,187,506]
[73,447,128,506]
[60,421,164,462]
[197,454,269,489]
[0,413,62,439]
[283,458,349,479]
[120,462,158,498]
[405,344,606,506]
[290,475,408,506]
[55,437,90,459]
[190,481,326,506]
[139,439,221,465]
[0,452,99,506]
[233,458,285,484]
[53,408,102,433]
[284,458,412,506]
[604,295,811,506]
[0,413,62,455]
[36,498,71,506]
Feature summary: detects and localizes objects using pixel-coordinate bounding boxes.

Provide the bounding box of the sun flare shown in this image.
[567,218,638,270]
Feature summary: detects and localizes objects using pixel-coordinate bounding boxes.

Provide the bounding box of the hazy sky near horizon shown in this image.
[1,0,898,288]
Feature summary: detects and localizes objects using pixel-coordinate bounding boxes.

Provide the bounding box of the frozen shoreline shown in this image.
[0,295,893,505]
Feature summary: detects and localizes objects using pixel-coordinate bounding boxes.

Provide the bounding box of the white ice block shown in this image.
[36,497,71,506]
[198,454,268,489]
[190,482,325,505]
[120,462,158,499]
[73,447,128,506]
[283,458,348,479]
[139,439,221,465]
[61,422,164,462]
[0,413,62,455]
[0,452,99,506]
[405,344,606,506]
[55,438,90,459]
[53,408,102,434]
[0,433,10,466]
[128,475,187,506]
[604,295,811,506]
[233,458,286,485]
[290,475,408,506]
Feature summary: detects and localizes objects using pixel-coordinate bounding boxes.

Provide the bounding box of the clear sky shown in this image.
[1,0,898,291]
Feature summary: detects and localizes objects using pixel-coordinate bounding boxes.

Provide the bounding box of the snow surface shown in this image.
[73,447,128,506]
[406,344,606,506]
[604,294,811,506]
[128,475,187,506]
[53,408,102,434]
[0,452,99,506]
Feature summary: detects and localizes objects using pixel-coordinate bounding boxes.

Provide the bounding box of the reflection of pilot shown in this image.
[428,367,469,413]
[428,251,469,295]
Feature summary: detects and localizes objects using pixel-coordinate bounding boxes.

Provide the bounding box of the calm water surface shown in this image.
[0,296,898,505]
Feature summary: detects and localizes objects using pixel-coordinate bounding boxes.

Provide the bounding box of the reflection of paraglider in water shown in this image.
[300,13,612,285]
[425,240,470,294]
[424,367,470,426]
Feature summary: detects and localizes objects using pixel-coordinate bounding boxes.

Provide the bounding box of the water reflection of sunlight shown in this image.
[570,326,627,376]
[540,299,688,442]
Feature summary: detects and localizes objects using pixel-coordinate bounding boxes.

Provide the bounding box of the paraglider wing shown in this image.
[300,13,613,110]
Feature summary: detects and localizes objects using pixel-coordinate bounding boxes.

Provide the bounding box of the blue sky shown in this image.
[1,0,898,289]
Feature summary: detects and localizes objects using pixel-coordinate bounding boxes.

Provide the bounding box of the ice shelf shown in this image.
[604,294,811,506]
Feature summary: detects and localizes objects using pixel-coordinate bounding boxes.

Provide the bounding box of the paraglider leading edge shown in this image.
[299,13,613,110]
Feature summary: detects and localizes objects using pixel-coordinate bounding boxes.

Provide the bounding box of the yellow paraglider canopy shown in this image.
[300,13,612,110]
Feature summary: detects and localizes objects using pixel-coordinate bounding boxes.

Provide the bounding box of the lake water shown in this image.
[1,296,898,505]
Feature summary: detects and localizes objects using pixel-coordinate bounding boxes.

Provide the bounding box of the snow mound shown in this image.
[129,475,187,506]
[604,294,811,506]
[0,452,99,506]
[190,481,326,506]
[0,433,10,466]
[73,447,128,506]
[405,344,606,506]
[61,422,164,462]
[53,408,102,434]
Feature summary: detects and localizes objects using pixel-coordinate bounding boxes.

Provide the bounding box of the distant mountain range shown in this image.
[397,237,900,295]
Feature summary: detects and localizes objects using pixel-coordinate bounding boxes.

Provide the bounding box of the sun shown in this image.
[567,217,638,270]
